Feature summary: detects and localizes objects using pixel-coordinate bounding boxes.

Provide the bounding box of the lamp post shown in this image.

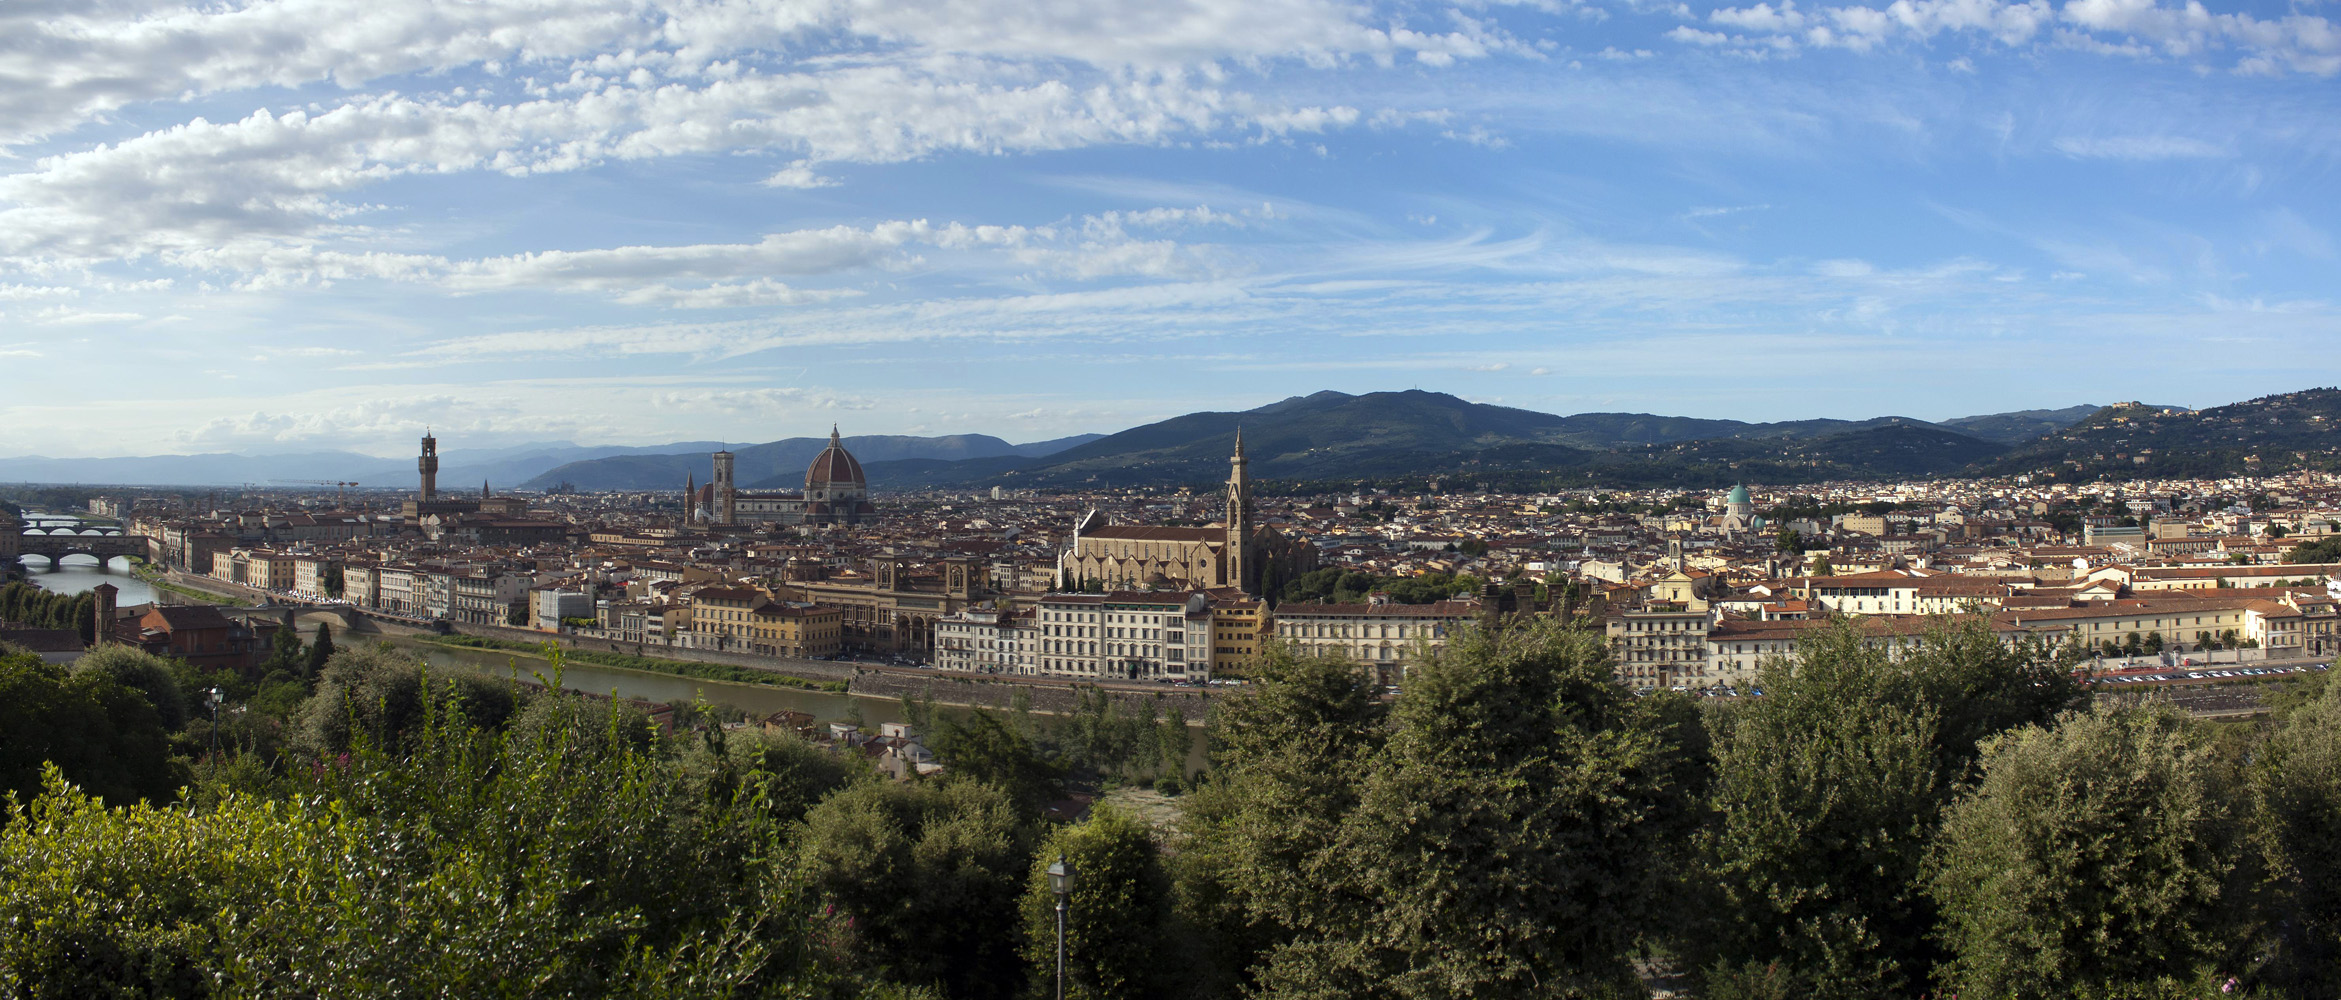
[207,686,224,758]
[1046,855,1072,1000]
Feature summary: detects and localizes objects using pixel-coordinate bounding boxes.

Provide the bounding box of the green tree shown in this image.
[0,683,895,998]
[1175,646,1385,991]
[798,779,1031,999]
[1695,628,1944,999]
[1020,807,1180,1000]
[1248,622,1703,1000]
[2252,676,2341,995]
[1693,617,2082,998]
[2286,536,2341,564]
[293,647,520,756]
[0,652,180,808]
[930,708,1063,813]
[1929,704,2248,998]
[258,624,306,678]
[69,644,189,730]
[306,622,336,676]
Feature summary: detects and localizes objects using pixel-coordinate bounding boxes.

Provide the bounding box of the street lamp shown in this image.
[1047,855,1073,1000]
[207,687,224,758]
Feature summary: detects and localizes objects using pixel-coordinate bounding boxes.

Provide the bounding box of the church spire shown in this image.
[830,424,841,447]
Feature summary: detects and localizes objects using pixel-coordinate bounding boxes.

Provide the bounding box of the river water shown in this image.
[386,636,1212,774]
[13,510,154,604]
[392,636,914,729]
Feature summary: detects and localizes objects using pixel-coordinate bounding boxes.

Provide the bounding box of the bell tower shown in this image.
[711,448,736,525]
[1225,429,1253,593]
[417,430,439,501]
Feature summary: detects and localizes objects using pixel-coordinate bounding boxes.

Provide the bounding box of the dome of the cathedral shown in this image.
[805,426,866,487]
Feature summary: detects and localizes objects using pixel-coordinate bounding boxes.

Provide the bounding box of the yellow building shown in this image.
[688,584,842,658]
[1208,596,1267,674]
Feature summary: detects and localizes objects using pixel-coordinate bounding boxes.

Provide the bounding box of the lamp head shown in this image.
[1046,856,1071,896]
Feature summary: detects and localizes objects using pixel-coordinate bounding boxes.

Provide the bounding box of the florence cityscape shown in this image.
[3,0,2340,996]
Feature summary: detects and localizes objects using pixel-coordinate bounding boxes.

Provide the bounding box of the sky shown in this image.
[2,0,2337,459]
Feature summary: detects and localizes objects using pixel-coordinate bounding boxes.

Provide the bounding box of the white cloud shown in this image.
[2051,134,2232,158]
[1673,0,2338,74]
[1712,1,1808,33]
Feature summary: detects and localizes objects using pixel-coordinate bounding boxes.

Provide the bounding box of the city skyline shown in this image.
[3,0,2338,458]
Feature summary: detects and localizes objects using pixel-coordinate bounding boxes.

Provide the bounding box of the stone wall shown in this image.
[848,668,1216,719]
[446,621,861,684]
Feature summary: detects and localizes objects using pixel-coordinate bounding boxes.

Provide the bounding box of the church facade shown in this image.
[1058,432,1316,597]
[696,427,877,527]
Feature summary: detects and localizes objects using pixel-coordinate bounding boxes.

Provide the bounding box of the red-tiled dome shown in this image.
[805,426,865,487]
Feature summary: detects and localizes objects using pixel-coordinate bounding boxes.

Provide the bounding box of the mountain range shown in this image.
[855,391,2114,490]
[13,388,2329,491]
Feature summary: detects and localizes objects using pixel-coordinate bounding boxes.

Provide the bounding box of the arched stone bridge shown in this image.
[12,528,149,567]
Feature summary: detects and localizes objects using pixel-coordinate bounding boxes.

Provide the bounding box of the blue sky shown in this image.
[2,0,2336,458]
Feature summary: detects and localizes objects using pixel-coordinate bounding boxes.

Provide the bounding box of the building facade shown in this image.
[705,427,877,527]
[1059,433,1316,595]
[1031,591,1216,681]
[1271,594,1479,685]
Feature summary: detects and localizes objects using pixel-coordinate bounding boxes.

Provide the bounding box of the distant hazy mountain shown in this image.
[0,450,402,488]
[521,433,1106,492]
[0,440,732,489]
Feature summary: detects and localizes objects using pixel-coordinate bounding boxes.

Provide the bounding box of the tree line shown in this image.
[4,615,2340,998]
[0,582,101,645]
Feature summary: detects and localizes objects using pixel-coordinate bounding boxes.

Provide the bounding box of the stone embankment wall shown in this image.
[444,622,863,684]
[848,669,1217,718]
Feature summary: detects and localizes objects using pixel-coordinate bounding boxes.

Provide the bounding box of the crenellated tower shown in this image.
[417,431,439,501]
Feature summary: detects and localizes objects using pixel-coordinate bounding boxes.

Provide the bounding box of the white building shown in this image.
[1271,592,1479,685]
[1032,591,1215,681]
[934,607,1037,674]
[533,584,597,631]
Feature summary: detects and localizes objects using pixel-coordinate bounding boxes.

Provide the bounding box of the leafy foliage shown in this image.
[1020,807,1182,1000]
[2252,678,2341,996]
[0,651,180,808]
[1691,617,2085,998]
[1930,704,2249,998]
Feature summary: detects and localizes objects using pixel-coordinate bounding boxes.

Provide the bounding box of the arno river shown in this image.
[15,508,1205,767]
[14,509,154,604]
[390,635,915,730]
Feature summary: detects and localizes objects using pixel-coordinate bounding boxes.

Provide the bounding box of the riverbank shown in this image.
[851,669,1215,719]
[134,564,251,606]
[416,634,849,693]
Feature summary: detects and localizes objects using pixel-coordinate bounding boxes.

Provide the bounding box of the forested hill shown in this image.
[1979,388,2341,482]
[866,390,2040,490]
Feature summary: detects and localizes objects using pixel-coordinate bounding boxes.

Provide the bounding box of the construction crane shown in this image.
[270,479,360,503]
